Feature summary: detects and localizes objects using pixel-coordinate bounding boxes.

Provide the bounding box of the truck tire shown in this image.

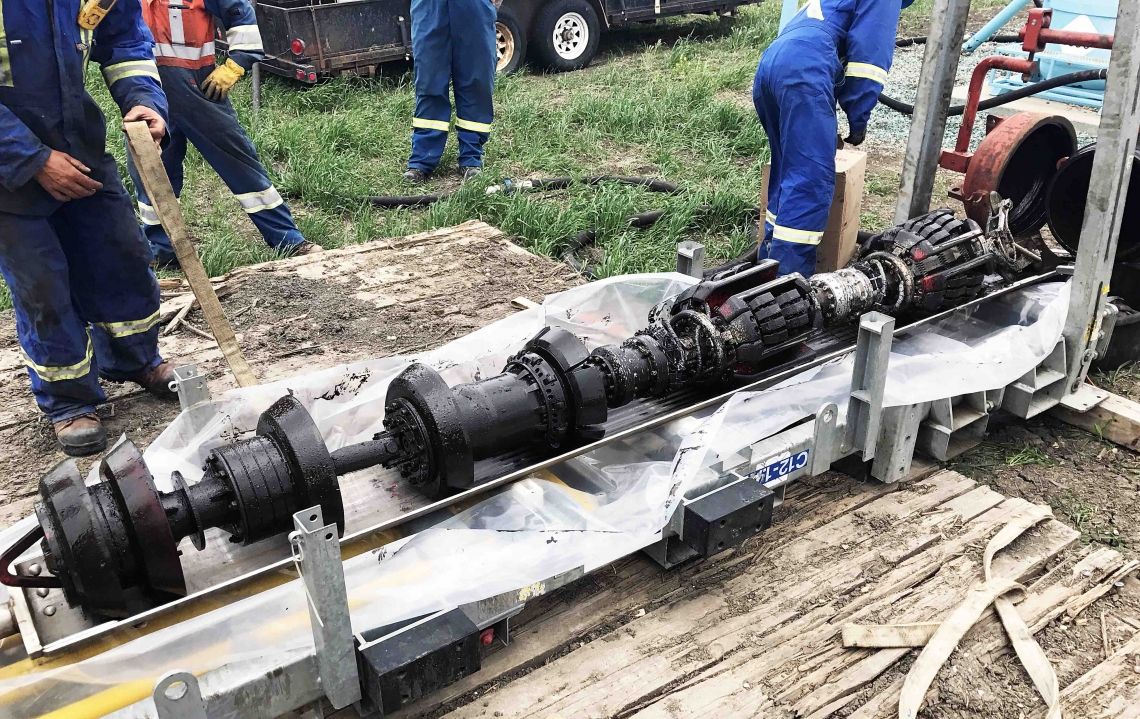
[496,12,527,74]
[532,0,601,72]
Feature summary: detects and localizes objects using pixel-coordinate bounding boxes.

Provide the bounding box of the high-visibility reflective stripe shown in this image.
[772,224,824,245]
[154,42,215,60]
[765,210,777,226]
[138,201,162,226]
[22,339,94,382]
[102,60,161,86]
[0,3,12,88]
[94,310,162,338]
[234,187,284,214]
[845,62,888,85]
[412,117,450,132]
[455,117,492,133]
[226,24,263,51]
[168,5,185,44]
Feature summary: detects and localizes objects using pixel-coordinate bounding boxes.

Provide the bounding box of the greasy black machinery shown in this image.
[0,205,1040,619]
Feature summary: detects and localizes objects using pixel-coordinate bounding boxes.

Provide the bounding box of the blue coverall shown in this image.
[0,0,168,422]
[754,0,911,277]
[129,0,305,266]
[408,0,497,173]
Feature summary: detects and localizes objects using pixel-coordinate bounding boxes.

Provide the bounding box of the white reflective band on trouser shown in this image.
[455,117,492,133]
[412,117,450,132]
[226,24,264,52]
[765,210,777,226]
[154,42,216,61]
[234,187,284,214]
[101,59,160,86]
[22,339,93,382]
[845,62,888,85]
[94,310,162,338]
[138,201,162,226]
[772,224,823,245]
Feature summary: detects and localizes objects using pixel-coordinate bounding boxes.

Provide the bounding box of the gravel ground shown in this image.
[852,41,1098,156]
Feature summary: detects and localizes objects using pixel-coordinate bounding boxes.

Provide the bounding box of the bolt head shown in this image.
[43,606,56,617]
[27,563,41,576]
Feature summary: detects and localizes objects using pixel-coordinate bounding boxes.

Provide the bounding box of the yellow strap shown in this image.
[412,117,451,132]
[22,338,94,382]
[0,3,12,88]
[455,117,492,133]
[94,309,162,338]
[845,61,888,85]
[772,224,824,245]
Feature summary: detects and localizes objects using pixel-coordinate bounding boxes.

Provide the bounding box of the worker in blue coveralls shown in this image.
[130,0,323,269]
[0,0,178,456]
[402,0,500,184]
[754,0,913,277]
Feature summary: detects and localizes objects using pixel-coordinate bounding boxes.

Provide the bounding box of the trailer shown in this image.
[238,0,761,83]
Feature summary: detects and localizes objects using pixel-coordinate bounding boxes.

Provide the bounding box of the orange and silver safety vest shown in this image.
[141,0,263,69]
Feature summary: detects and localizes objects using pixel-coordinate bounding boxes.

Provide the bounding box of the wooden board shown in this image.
[392,469,1140,719]
[1053,391,1140,452]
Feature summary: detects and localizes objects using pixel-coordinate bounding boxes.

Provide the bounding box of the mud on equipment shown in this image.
[29,394,342,617]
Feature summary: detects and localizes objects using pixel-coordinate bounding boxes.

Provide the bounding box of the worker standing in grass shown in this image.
[753,0,912,277]
[0,0,178,456]
[403,0,500,183]
[131,0,322,268]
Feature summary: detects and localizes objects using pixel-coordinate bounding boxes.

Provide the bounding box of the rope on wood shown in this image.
[842,505,1061,719]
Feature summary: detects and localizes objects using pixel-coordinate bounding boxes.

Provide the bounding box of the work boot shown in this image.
[53,414,108,457]
[290,241,324,256]
[402,168,430,185]
[461,167,483,183]
[124,361,178,400]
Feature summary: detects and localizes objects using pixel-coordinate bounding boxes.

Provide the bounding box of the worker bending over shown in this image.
[0,0,176,455]
[404,0,499,183]
[754,0,912,277]
[132,0,321,268]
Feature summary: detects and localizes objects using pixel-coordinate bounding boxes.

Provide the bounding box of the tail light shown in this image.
[295,69,305,80]
[307,71,317,82]
[290,38,306,55]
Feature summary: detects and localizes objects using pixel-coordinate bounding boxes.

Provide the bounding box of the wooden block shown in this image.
[1052,391,1140,452]
[758,149,867,273]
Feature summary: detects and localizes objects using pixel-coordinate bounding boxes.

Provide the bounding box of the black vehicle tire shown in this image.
[532,0,601,72]
[496,11,527,74]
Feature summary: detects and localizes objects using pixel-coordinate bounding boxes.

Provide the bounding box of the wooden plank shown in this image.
[438,473,1044,718]
[1042,627,1140,719]
[124,121,257,387]
[1052,391,1140,452]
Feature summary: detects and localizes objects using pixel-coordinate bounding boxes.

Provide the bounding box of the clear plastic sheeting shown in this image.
[0,278,1070,719]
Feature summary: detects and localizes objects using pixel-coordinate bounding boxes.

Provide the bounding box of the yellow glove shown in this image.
[200,59,246,101]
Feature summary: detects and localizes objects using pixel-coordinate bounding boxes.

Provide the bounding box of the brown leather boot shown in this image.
[126,361,178,400]
[53,414,107,457]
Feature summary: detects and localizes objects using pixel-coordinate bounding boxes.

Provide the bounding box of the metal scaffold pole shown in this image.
[894,0,972,224]
[1061,0,1140,393]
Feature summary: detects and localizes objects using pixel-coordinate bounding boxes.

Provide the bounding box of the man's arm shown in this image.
[0,108,52,191]
[836,0,901,144]
[206,0,266,71]
[90,0,169,123]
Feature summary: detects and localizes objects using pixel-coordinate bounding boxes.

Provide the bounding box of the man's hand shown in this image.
[844,128,867,147]
[200,59,246,102]
[34,151,104,202]
[124,105,166,145]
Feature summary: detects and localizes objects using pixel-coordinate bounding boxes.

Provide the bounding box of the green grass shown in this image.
[1005,445,1052,467]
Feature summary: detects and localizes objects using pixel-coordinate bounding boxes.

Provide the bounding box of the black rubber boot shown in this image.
[53,414,108,457]
[403,168,430,184]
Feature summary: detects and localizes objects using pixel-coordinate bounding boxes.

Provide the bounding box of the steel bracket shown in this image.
[153,671,207,719]
[676,241,706,278]
[171,364,210,411]
[845,312,895,460]
[290,506,361,710]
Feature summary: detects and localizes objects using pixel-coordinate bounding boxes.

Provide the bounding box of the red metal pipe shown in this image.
[1026,27,1115,52]
[941,55,1036,173]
